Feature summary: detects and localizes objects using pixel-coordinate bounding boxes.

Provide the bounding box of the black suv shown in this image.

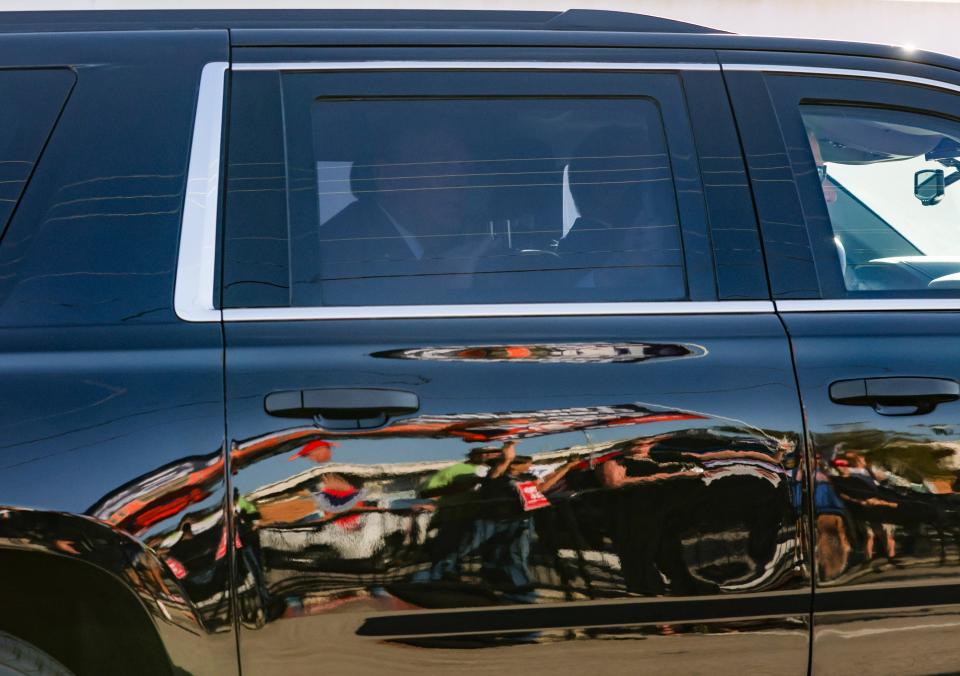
[2,9,960,676]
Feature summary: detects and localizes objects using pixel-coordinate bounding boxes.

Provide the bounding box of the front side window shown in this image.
[801,104,960,293]
[224,80,687,308]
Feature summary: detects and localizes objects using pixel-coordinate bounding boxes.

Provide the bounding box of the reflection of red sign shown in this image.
[165,556,187,579]
[215,527,243,560]
[516,481,550,511]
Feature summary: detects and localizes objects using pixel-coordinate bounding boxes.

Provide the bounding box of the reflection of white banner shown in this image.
[260,511,418,560]
[701,459,783,487]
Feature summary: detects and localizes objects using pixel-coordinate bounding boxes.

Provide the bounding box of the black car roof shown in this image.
[0,9,723,33]
[1,9,959,74]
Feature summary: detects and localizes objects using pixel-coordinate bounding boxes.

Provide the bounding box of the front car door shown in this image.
[724,51,960,675]
[207,47,811,674]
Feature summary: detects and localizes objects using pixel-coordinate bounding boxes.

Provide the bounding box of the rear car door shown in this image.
[211,48,811,675]
[723,51,960,675]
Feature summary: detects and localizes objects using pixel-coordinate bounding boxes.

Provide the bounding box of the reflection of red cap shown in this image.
[288,440,339,461]
[505,346,532,359]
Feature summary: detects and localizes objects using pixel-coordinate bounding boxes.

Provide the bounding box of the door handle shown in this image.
[264,388,419,429]
[829,377,959,416]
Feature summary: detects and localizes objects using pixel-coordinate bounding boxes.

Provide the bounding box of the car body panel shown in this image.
[0,30,236,676]
[2,12,960,674]
[722,50,960,674]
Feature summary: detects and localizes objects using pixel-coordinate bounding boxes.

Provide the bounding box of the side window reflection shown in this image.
[802,104,960,294]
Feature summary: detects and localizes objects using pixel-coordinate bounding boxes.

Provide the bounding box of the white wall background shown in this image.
[2,0,960,59]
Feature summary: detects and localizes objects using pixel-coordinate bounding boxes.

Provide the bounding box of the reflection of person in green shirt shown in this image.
[420,445,506,499]
[414,443,514,584]
[236,493,259,517]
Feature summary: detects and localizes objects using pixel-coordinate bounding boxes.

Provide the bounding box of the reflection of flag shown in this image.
[516,481,550,511]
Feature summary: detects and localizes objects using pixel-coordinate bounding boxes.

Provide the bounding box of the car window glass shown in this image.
[224,91,687,308]
[801,104,960,293]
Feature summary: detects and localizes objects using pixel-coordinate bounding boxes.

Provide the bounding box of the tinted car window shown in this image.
[0,69,74,239]
[802,104,960,293]
[0,52,207,327]
[224,87,686,307]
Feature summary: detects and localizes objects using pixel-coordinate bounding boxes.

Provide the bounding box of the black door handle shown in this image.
[829,377,959,416]
[264,388,419,429]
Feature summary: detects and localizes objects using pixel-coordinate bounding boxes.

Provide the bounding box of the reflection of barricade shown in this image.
[249,472,798,607]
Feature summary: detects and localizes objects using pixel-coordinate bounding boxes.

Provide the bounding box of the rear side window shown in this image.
[0,69,74,239]
[223,73,687,308]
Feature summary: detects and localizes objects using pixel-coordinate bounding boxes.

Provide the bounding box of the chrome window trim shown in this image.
[721,63,960,96]
[176,59,960,323]
[777,299,960,312]
[174,61,227,323]
[222,301,775,322]
[232,60,721,72]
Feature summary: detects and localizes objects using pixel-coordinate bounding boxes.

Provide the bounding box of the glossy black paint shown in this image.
[0,12,959,676]
[0,9,720,34]
[684,69,768,301]
[785,313,960,587]
[224,314,809,674]
[0,68,74,240]
[802,374,960,676]
[725,52,960,673]
[0,30,236,676]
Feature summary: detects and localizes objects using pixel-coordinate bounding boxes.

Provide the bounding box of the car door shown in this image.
[723,51,960,675]
[215,48,811,675]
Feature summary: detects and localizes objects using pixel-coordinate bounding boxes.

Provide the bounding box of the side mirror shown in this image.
[915,168,945,205]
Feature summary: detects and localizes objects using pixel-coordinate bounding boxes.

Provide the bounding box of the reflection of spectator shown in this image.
[234,488,271,626]
[312,473,366,521]
[477,454,578,592]
[415,442,516,583]
[418,445,503,578]
[595,437,703,596]
[420,446,500,500]
[416,443,575,596]
[286,442,371,525]
[166,517,227,609]
[815,466,850,580]
[831,454,898,563]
